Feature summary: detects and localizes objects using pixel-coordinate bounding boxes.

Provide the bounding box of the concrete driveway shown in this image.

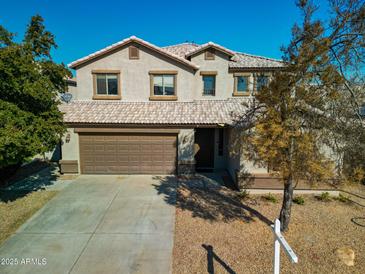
[0,175,176,274]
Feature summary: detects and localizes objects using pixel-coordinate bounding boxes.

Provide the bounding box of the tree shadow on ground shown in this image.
[153,174,272,225]
[0,163,59,203]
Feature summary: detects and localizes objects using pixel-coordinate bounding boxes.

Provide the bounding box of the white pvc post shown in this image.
[271,219,298,274]
[273,219,281,274]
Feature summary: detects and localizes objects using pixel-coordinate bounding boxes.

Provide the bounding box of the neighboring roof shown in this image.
[162,43,200,58]
[68,36,199,70]
[185,42,236,58]
[230,53,285,69]
[60,99,247,125]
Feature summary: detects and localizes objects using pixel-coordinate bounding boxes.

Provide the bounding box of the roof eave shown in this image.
[228,66,285,71]
[186,43,236,58]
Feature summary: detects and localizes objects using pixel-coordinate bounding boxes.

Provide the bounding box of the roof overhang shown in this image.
[68,36,199,70]
[185,42,236,58]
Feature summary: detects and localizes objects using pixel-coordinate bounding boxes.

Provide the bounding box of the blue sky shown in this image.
[0,0,330,68]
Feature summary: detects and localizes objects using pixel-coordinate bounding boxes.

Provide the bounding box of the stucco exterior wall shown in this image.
[74,43,196,102]
[226,127,268,186]
[70,45,267,102]
[66,82,77,99]
[191,51,234,100]
[61,129,79,161]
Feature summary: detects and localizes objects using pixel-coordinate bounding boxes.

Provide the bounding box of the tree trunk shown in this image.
[279,176,294,231]
[279,135,295,232]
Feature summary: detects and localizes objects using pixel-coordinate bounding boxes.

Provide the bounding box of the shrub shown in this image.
[263,193,278,203]
[317,192,331,201]
[293,196,305,205]
[334,193,351,203]
[237,190,250,200]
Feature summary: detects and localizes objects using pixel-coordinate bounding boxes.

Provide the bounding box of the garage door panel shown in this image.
[94,145,105,152]
[118,144,129,151]
[79,133,176,174]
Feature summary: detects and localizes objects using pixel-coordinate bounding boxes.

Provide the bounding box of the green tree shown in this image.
[0,15,71,170]
[238,0,365,231]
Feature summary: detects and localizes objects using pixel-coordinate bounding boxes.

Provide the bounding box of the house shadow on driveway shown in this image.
[153,174,272,224]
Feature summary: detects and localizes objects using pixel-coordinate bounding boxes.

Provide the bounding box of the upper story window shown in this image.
[255,74,269,91]
[129,46,139,59]
[200,71,217,96]
[92,70,121,100]
[149,71,177,101]
[205,49,215,60]
[233,73,250,96]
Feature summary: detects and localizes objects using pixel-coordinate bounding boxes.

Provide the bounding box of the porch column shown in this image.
[177,129,195,175]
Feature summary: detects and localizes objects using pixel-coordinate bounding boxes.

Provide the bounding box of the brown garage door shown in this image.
[79,133,177,174]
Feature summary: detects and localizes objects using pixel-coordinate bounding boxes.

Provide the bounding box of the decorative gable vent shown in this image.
[205,49,215,60]
[129,46,139,59]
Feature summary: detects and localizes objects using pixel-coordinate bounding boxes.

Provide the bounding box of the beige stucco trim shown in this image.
[200,71,218,75]
[59,160,79,174]
[148,70,178,75]
[74,128,180,133]
[92,70,122,100]
[149,96,178,101]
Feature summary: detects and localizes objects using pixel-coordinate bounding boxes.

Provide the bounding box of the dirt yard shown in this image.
[0,190,58,245]
[172,177,365,274]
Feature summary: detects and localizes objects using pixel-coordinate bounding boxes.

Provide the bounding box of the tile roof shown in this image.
[60,99,247,125]
[230,53,285,69]
[161,42,284,69]
[162,43,200,57]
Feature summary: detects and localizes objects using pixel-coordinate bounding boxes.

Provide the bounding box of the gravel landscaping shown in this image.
[172,177,365,274]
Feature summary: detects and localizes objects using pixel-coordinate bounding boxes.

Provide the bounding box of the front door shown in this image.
[195,128,215,171]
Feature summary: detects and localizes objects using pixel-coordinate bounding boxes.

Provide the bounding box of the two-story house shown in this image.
[59,36,284,185]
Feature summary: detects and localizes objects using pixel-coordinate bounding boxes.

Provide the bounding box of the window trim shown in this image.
[200,71,217,96]
[254,73,270,93]
[233,72,251,96]
[129,46,139,60]
[92,70,121,100]
[149,70,178,101]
